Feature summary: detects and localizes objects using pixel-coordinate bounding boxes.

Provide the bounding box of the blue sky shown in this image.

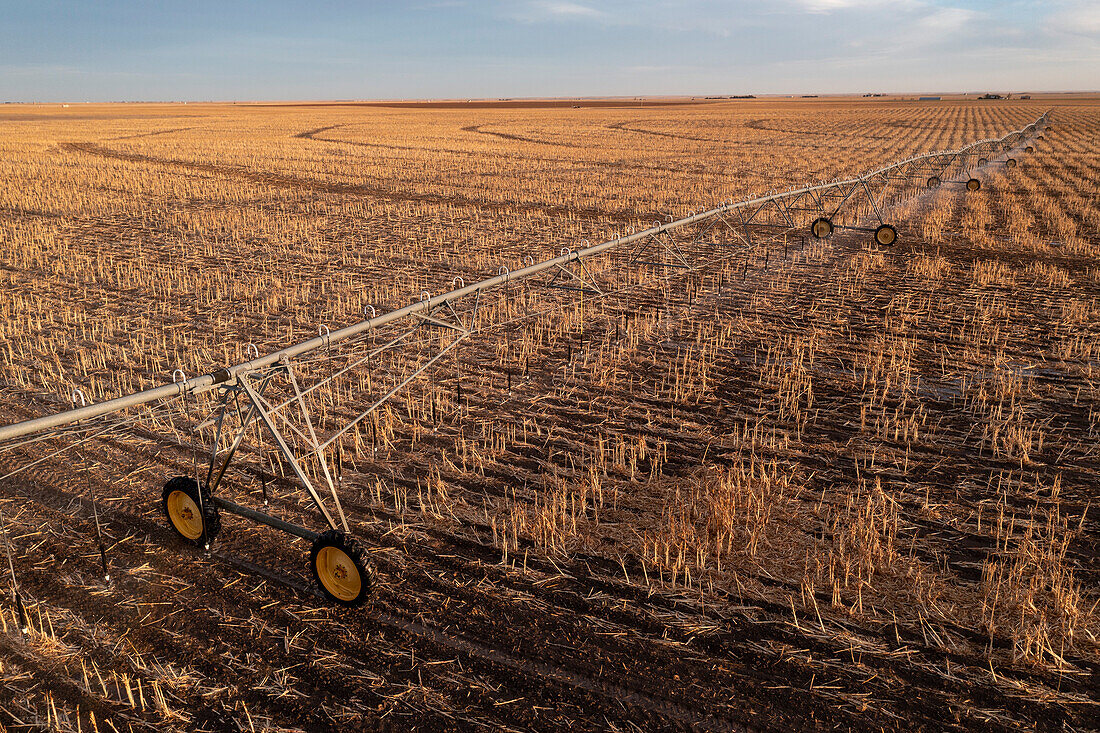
[0,1,1096,101]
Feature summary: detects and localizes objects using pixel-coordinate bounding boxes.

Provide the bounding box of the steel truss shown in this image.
[0,112,1047,604]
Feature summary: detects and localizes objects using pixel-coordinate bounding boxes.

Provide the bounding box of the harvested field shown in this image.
[0,97,1098,731]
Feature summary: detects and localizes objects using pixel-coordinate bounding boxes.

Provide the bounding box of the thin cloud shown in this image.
[543,2,605,17]
[512,1,608,22]
[795,0,896,13]
[916,7,978,33]
[1045,2,1100,37]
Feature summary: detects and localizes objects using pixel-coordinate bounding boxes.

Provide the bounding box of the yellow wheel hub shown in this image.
[167,490,204,540]
[316,546,362,602]
[876,228,896,246]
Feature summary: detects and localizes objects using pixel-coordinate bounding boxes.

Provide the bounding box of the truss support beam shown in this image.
[285,361,349,533]
[238,373,338,532]
[208,373,273,494]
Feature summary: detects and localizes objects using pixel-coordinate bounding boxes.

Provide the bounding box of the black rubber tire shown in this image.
[1025,145,1034,153]
[810,217,833,239]
[978,157,988,166]
[927,176,941,188]
[310,529,373,607]
[966,178,982,192]
[162,476,220,545]
[873,224,898,248]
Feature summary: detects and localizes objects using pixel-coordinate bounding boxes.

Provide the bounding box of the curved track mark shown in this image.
[745,118,891,141]
[607,120,719,144]
[744,119,830,136]
[293,124,346,139]
[297,124,702,176]
[606,121,827,150]
[60,141,641,224]
[461,124,583,149]
[109,126,198,141]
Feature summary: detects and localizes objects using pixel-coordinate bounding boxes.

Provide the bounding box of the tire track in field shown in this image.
[108,126,199,141]
[460,124,584,149]
[744,118,831,137]
[296,124,701,175]
[605,121,829,151]
[744,118,893,141]
[607,120,719,143]
[59,141,644,225]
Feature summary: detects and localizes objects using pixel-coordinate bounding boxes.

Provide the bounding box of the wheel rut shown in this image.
[59,141,642,225]
[297,124,699,175]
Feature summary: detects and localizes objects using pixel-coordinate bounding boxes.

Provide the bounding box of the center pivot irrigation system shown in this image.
[0,113,1047,606]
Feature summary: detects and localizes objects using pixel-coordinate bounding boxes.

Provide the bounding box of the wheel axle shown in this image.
[873,224,898,247]
[810,217,834,239]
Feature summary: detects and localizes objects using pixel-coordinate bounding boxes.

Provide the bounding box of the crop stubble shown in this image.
[0,97,1097,731]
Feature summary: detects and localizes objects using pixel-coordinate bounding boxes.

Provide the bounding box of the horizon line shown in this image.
[4,89,1099,105]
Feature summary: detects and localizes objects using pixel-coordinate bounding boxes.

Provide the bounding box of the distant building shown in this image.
[978,93,1004,100]
[919,96,941,101]
[1019,95,1032,100]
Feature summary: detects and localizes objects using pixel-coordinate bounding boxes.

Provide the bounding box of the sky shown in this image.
[0,0,1096,102]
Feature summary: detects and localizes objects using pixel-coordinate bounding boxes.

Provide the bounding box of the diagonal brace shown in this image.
[239,373,338,531]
